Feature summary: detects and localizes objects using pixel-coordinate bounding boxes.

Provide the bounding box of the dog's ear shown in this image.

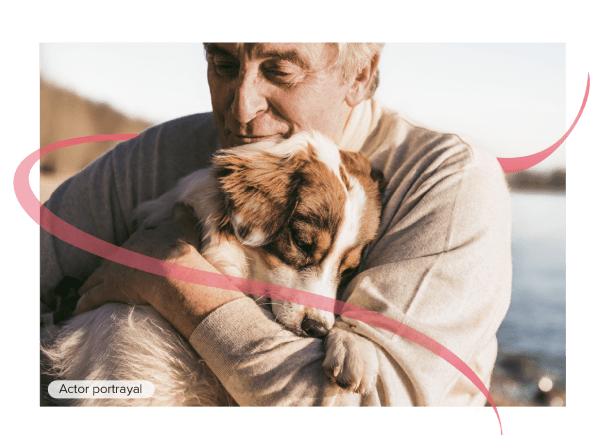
[213,150,307,247]
[339,151,386,196]
[370,166,387,195]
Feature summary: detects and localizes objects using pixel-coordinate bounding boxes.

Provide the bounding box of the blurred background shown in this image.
[40,43,566,406]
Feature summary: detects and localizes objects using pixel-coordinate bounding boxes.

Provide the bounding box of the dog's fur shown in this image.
[42,132,384,406]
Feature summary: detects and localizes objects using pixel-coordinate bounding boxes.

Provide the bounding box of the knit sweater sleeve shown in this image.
[188,121,512,406]
[40,113,220,313]
[40,135,140,311]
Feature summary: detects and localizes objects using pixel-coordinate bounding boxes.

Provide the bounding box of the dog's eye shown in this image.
[293,237,314,255]
[339,267,358,287]
[295,240,313,255]
[341,267,356,278]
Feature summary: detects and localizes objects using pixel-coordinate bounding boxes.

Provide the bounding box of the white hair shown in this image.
[334,43,385,98]
[203,43,385,98]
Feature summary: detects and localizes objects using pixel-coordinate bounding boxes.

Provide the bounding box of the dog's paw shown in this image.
[322,322,378,395]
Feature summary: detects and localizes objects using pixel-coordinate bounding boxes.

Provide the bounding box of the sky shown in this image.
[40,42,567,172]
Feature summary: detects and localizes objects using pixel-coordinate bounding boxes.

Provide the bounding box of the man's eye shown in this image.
[262,65,297,84]
[215,64,238,75]
[268,69,290,77]
[265,70,292,82]
[209,56,238,77]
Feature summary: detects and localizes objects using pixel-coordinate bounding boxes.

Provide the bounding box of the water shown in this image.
[496,191,566,369]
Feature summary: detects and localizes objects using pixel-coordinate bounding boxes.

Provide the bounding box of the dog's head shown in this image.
[212,132,384,337]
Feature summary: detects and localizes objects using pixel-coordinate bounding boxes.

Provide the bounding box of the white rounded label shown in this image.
[48,380,155,399]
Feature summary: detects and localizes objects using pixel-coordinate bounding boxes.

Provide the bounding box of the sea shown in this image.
[496,191,566,384]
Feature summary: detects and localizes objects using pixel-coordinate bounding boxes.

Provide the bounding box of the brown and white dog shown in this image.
[43,132,384,406]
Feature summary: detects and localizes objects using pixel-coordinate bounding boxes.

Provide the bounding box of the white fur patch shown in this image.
[326,175,367,276]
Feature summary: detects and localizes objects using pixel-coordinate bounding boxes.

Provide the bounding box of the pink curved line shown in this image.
[13,133,138,226]
[19,134,504,432]
[498,73,589,173]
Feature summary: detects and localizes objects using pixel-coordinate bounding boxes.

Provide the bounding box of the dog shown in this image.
[42,131,384,406]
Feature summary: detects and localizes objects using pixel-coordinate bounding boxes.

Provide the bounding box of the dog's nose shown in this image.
[301,316,330,338]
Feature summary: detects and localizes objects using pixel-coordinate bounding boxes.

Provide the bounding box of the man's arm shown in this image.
[40,113,220,316]
[75,203,244,337]
[41,141,133,313]
[185,154,512,406]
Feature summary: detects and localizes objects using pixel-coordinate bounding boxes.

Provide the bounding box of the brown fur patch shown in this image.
[313,231,332,263]
[214,140,384,279]
[340,247,364,275]
[262,156,347,269]
[256,249,284,269]
[339,150,384,245]
[213,150,309,246]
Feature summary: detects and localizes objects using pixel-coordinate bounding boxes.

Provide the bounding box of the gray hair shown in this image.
[203,43,385,98]
[333,43,385,99]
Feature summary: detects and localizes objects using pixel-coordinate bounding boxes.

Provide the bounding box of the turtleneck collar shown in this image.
[337,99,380,153]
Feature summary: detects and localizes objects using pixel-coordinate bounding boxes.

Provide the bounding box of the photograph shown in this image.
[38,43,566,410]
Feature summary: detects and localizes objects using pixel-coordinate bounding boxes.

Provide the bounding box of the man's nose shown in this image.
[231,70,267,125]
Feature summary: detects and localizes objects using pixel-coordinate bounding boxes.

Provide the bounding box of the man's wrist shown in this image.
[151,271,245,339]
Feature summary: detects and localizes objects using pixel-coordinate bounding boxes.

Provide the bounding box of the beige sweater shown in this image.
[41,99,512,406]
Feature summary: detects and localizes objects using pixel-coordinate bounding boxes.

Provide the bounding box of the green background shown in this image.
[0,1,608,445]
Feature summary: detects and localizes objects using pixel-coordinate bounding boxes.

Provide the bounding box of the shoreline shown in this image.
[489,350,566,406]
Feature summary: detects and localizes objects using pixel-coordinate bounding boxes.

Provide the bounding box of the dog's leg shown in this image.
[322,319,379,395]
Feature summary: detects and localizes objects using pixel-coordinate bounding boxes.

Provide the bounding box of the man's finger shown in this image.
[75,284,129,315]
[75,287,102,315]
[78,266,111,295]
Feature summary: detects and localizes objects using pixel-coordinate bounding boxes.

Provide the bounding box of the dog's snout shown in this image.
[301,316,330,338]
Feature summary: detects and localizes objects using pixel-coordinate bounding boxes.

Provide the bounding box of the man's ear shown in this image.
[345,53,381,107]
[212,151,306,247]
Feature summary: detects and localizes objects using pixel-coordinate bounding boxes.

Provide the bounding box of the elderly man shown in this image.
[41,43,512,406]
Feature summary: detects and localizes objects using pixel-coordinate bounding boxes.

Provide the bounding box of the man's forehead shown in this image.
[209,43,334,67]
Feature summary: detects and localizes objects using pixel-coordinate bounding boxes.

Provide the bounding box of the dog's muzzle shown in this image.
[301,316,330,338]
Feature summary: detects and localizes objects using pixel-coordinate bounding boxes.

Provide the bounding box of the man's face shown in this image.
[206,43,353,148]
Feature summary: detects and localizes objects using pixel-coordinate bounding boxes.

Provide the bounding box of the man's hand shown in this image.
[76,203,244,338]
[77,203,202,311]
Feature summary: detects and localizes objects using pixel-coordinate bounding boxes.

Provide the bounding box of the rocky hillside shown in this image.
[40,79,153,175]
